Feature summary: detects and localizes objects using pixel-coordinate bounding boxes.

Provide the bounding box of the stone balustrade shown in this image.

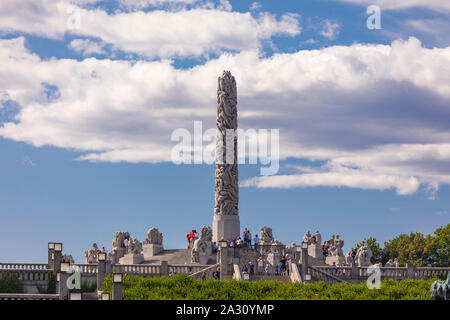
[0,269,53,281]
[169,264,210,275]
[0,293,59,300]
[416,267,449,279]
[113,264,161,275]
[312,266,352,281]
[0,263,49,270]
[73,264,98,274]
[309,265,450,283]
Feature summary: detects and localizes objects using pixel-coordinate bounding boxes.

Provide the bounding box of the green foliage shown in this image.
[354,223,450,267]
[382,232,434,266]
[0,275,25,293]
[352,237,383,264]
[37,272,57,294]
[101,274,436,300]
[430,224,450,267]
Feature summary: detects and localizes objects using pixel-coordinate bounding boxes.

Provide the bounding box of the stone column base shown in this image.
[213,214,240,243]
[308,244,324,260]
[143,244,163,259]
[325,256,346,266]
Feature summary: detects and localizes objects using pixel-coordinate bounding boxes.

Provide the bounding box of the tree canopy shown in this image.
[353,223,449,267]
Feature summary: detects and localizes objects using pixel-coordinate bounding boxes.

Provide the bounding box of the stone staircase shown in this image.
[140,249,217,265]
[309,266,350,285]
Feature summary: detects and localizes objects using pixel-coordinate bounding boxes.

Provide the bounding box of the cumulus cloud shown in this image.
[0,36,449,197]
[68,39,107,56]
[0,0,300,58]
[334,0,450,11]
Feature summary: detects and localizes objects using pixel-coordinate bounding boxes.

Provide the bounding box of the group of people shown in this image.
[186,230,199,248]
[242,255,292,277]
[219,228,260,249]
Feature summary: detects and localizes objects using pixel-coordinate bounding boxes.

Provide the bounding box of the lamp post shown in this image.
[97,252,107,291]
[112,273,123,300]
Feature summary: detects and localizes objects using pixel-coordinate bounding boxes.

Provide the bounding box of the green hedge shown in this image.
[0,275,25,293]
[101,274,436,300]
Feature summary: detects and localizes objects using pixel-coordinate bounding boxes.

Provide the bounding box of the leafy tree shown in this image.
[429,224,450,267]
[382,232,434,266]
[352,237,383,264]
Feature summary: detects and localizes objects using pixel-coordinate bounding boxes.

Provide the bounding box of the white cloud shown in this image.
[334,0,450,11]
[0,37,450,197]
[240,170,420,195]
[68,39,107,56]
[320,19,340,40]
[0,0,300,59]
[250,2,261,11]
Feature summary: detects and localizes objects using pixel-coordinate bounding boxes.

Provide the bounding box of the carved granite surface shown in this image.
[144,228,163,245]
[214,71,239,217]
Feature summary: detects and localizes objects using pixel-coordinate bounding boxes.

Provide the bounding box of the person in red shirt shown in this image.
[187,230,195,248]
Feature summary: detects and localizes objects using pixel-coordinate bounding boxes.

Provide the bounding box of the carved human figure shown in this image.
[312,231,322,245]
[200,226,213,242]
[259,226,274,244]
[303,230,312,244]
[355,246,372,267]
[214,71,239,217]
[145,228,163,245]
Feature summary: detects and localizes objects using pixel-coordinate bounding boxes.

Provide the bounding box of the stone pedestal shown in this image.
[213,214,240,243]
[325,256,345,266]
[143,244,163,259]
[308,244,323,260]
[198,255,208,265]
[119,253,144,265]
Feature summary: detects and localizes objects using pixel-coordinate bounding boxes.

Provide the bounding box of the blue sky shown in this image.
[0,0,449,262]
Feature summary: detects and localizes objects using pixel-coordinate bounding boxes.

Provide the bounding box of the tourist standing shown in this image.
[286,257,291,276]
[257,256,264,275]
[280,256,287,276]
[186,232,191,248]
[188,230,195,248]
[243,228,248,247]
[253,234,259,250]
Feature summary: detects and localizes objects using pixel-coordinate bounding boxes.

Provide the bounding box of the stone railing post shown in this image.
[351,261,359,281]
[58,272,69,300]
[112,274,123,300]
[48,243,55,269]
[406,263,416,279]
[300,243,308,281]
[97,260,107,291]
[219,246,228,280]
[53,251,62,273]
[105,260,112,275]
[160,261,169,277]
